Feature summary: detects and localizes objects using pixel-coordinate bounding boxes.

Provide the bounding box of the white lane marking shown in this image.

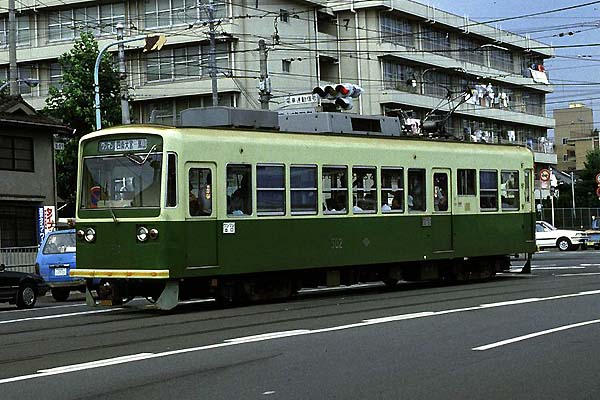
[0,303,87,314]
[0,308,123,325]
[472,319,600,351]
[3,289,600,384]
[532,266,585,270]
[263,391,276,395]
[556,272,600,277]
[38,354,154,373]
[580,264,600,267]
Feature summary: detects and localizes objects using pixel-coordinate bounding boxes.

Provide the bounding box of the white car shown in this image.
[535,221,588,251]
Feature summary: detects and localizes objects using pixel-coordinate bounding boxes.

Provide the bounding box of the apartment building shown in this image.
[554,103,596,172]
[0,0,554,151]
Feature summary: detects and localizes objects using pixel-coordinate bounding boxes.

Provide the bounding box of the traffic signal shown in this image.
[312,83,363,111]
[143,35,167,52]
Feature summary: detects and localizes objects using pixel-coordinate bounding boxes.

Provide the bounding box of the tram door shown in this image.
[432,168,453,253]
[185,162,218,268]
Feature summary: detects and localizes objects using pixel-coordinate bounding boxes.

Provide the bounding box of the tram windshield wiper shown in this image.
[126,145,157,165]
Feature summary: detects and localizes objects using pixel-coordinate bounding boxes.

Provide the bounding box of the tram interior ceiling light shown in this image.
[137,226,149,242]
[84,228,96,243]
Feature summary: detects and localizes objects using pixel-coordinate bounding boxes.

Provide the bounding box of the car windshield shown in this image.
[43,233,76,254]
[80,153,162,209]
[539,221,557,231]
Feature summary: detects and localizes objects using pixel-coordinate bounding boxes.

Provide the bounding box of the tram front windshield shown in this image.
[80,153,162,209]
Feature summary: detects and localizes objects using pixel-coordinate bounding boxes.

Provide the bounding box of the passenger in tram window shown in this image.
[381,202,392,212]
[392,191,403,210]
[229,175,251,215]
[335,193,347,213]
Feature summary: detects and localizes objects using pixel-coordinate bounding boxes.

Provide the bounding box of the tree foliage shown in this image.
[43,32,122,215]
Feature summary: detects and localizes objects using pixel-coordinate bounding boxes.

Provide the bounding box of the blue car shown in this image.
[35,229,84,301]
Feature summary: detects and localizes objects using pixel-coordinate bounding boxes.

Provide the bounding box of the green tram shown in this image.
[72,108,536,309]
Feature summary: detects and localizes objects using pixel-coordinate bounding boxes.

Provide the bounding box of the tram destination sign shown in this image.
[99,138,148,153]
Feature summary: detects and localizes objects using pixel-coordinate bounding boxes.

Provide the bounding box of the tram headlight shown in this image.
[84,228,96,243]
[149,228,159,240]
[76,229,85,240]
[137,226,149,242]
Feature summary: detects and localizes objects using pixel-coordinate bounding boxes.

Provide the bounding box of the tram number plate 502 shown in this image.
[223,222,236,234]
[330,238,343,249]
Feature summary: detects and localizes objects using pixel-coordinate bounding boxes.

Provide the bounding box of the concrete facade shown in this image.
[554,104,595,172]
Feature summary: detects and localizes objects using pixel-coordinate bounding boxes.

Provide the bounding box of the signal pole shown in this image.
[258,39,271,110]
[208,0,218,106]
[8,0,18,95]
[116,23,131,124]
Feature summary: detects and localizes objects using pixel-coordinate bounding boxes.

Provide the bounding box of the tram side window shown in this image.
[407,169,426,211]
[227,165,252,216]
[257,164,285,216]
[524,169,532,204]
[166,153,177,207]
[322,166,348,214]
[188,168,212,216]
[352,167,377,213]
[480,170,498,211]
[291,165,317,215]
[433,173,448,212]
[501,170,520,210]
[458,169,476,196]
[381,168,404,213]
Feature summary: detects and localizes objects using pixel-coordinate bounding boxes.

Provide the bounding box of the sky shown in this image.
[429,0,600,129]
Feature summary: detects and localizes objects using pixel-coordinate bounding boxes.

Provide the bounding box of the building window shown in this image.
[0,135,34,172]
[423,70,450,98]
[488,47,514,72]
[227,164,252,216]
[142,94,235,125]
[0,204,37,247]
[282,59,291,73]
[382,60,415,92]
[99,3,126,35]
[380,14,414,48]
[563,154,568,162]
[480,170,498,211]
[408,169,425,211]
[458,169,476,196]
[49,62,63,91]
[421,25,450,53]
[49,9,75,41]
[322,166,347,214]
[561,138,569,145]
[257,164,285,216]
[501,170,520,210]
[144,0,227,28]
[290,165,317,215]
[0,15,31,47]
[146,43,230,82]
[352,167,377,213]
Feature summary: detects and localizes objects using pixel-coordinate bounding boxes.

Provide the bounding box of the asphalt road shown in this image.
[1,250,600,400]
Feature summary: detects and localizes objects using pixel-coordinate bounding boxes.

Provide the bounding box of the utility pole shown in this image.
[258,39,271,110]
[208,0,218,106]
[8,0,18,95]
[116,23,130,124]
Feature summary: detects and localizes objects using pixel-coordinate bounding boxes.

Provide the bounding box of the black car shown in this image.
[0,264,48,309]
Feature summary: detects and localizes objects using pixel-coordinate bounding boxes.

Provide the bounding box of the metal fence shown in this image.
[0,246,38,273]
[540,208,600,230]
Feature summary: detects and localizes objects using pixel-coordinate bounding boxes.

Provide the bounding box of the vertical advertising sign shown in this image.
[36,207,45,245]
[36,206,56,245]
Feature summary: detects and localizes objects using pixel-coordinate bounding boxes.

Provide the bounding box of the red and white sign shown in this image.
[595,173,600,185]
[540,169,551,182]
[43,206,56,233]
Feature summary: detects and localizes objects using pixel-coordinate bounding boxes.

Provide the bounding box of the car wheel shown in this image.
[16,283,37,309]
[557,237,571,251]
[51,288,70,302]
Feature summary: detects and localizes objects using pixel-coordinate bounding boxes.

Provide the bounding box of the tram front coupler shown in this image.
[84,278,180,310]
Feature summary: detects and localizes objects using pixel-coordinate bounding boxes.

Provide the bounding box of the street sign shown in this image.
[285,93,319,106]
[596,173,600,184]
[540,168,551,182]
[596,187,600,197]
